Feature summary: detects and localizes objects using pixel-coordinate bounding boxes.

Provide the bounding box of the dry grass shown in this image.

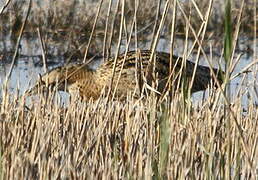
[0,0,258,179]
[0,89,257,179]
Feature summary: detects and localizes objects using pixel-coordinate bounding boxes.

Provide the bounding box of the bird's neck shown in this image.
[78,69,105,100]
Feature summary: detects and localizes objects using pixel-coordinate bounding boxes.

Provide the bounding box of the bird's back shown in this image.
[97,50,223,96]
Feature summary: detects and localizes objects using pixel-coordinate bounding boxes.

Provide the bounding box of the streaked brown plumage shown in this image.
[25,50,224,100]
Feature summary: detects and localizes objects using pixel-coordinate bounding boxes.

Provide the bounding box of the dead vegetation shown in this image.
[0,0,257,179]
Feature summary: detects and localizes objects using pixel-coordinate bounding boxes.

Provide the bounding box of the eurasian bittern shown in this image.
[25,50,224,100]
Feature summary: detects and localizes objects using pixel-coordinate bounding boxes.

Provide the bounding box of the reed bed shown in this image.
[0,89,257,179]
[0,0,258,179]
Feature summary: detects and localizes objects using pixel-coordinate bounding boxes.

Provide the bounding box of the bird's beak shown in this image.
[24,74,49,97]
[24,83,47,97]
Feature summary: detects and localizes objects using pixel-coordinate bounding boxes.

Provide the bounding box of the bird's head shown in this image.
[25,67,67,97]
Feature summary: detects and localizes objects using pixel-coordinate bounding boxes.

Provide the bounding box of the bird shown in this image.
[25,50,224,100]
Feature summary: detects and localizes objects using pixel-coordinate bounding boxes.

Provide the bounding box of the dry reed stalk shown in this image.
[168,0,177,92]
[150,0,162,47]
[83,0,103,63]
[102,0,113,59]
[188,0,213,94]
[106,0,121,59]
[37,27,48,73]
[253,0,258,86]
[108,0,125,101]
[150,0,170,55]
[0,0,12,15]
[3,0,31,82]
[112,10,138,100]
[176,3,247,156]
[133,0,139,50]
[1,0,32,116]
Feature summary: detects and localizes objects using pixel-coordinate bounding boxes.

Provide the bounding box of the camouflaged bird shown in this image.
[25,50,224,100]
